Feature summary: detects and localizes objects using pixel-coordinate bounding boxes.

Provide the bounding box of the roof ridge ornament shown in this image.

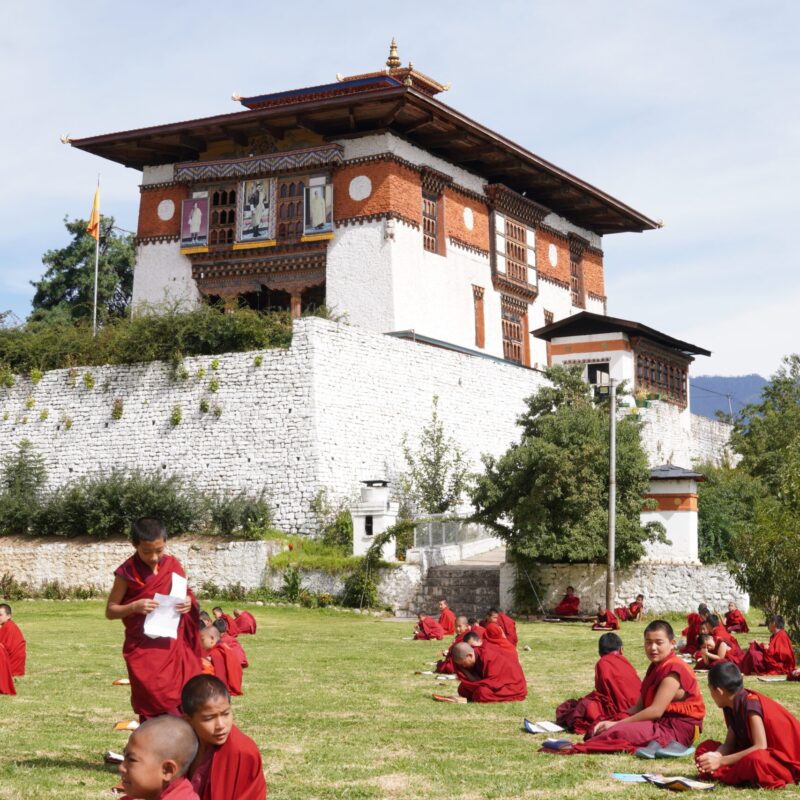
[386,38,401,69]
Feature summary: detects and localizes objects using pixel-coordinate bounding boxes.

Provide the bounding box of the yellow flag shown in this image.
[87,186,100,240]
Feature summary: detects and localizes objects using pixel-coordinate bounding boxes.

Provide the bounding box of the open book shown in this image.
[524,719,565,734]
[113,720,140,731]
[643,774,715,791]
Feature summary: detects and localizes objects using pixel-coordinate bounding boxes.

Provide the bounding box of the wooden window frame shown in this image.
[500,295,530,367]
[422,191,444,255]
[472,285,485,349]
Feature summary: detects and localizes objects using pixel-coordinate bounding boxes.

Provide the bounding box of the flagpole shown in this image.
[92,176,100,337]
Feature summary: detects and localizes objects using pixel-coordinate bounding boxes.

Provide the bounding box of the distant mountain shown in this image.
[690,374,768,420]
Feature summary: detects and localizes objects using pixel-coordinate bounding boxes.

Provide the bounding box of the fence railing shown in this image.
[412,516,493,550]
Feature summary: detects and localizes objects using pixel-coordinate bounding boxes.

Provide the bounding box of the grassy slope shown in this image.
[1,603,798,799]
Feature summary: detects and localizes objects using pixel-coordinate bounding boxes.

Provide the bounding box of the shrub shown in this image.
[208,377,220,393]
[30,368,43,385]
[317,592,335,608]
[196,367,206,379]
[199,397,210,413]
[39,409,49,422]
[282,566,302,602]
[298,589,318,608]
[170,406,182,426]
[111,398,124,420]
[198,580,221,599]
[0,368,15,388]
[212,404,222,418]
[83,371,95,390]
[25,397,35,410]
[310,489,354,550]
[40,580,70,600]
[206,490,272,537]
[0,440,47,535]
[210,358,220,371]
[63,416,73,430]
[340,571,378,609]
[0,572,33,600]
[253,355,263,367]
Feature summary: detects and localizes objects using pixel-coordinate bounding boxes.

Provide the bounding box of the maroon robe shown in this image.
[414,616,444,641]
[123,777,200,800]
[470,623,486,638]
[201,725,267,800]
[455,644,527,703]
[697,689,800,789]
[438,608,456,635]
[114,553,202,719]
[592,610,620,630]
[615,601,643,621]
[725,609,749,633]
[484,622,517,654]
[221,633,248,668]
[0,619,26,676]
[0,644,16,695]
[234,610,257,635]
[681,612,703,654]
[207,643,243,696]
[556,651,641,734]
[435,632,466,674]
[740,629,796,675]
[219,613,239,637]
[496,612,518,646]
[554,594,580,616]
[712,625,743,664]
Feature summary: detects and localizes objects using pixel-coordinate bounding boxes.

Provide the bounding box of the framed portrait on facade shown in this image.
[239,178,273,242]
[181,196,209,246]
[304,176,333,234]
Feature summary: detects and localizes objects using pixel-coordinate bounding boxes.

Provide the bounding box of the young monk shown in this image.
[199,612,214,629]
[592,608,620,631]
[486,608,518,647]
[211,608,238,637]
[554,586,581,617]
[437,599,456,636]
[0,604,26,676]
[232,609,257,635]
[554,620,705,754]
[446,641,527,703]
[695,634,716,671]
[468,617,486,638]
[740,615,797,676]
[182,675,267,800]
[106,517,201,720]
[119,715,201,800]
[435,616,470,674]
[199,626,242,697]
[725,602,749,634]
[615,595,645,622]
[696,661,800,789]
[680,603,710,654]
[212,619,248,669]
[413,613,444,641]
[703,616,743,665]
[0,627,15,695]
[556,632,642,734]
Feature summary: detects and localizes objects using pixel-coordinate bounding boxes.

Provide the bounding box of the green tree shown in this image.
[471,365,664,567]
[0,439,47,535]
[30,215,134,323]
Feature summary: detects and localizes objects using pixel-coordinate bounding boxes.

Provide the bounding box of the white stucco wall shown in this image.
[132,241,200,311]
[642,510,699,563]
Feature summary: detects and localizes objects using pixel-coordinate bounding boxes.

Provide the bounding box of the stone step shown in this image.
[414,563,501,616]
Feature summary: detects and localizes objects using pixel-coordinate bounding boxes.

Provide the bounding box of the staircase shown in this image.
[415,563,501,620]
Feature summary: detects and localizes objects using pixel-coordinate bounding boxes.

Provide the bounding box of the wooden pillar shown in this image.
[522,311,531,367]
[290,293,302,320]
[472,285,485,349]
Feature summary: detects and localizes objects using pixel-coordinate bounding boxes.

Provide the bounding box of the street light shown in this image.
[595,372,616,611]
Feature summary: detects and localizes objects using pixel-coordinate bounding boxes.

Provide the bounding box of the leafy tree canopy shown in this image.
[30,215,134,324]
[471,365,664,568]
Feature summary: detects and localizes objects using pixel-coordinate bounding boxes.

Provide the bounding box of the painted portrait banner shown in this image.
[181,196,209,246]
[240,178,272,242]
[304,177,333,234]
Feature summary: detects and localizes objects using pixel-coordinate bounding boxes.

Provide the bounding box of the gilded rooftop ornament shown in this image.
[386,38,401,69]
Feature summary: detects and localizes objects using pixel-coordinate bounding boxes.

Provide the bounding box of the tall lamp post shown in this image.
[596,373,617,610]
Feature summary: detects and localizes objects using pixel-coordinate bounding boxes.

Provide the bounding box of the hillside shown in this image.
[690,374,767,420]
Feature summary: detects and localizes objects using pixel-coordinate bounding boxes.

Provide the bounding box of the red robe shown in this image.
[495,612,518,646]
[438,608,456,635]
[207,643,243,696]
[712,625,743,663]
[234,611,257,635]
[680,612,703,654]
[221,633,248,668]
[196,725,267,800]
[123,777,200,800]
[435,632,466,674]
[740,629,796,675]
[0,644,16,695]
[614,601,642,622]
[219,613,239,637]
[592,610,620,630]
[414,616,444,641]
[556,652,641,734]
[561,654,705,754]
[724,609,749,633]
[470,623,486,638]
[697,690,800,789]
[114,553,202,719]
[455,644,527,703]
[484,622,517,654]
[0,619,26,676]
[554,594,580,616]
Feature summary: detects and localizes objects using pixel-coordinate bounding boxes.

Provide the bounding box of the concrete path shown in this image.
[453,545,506,566]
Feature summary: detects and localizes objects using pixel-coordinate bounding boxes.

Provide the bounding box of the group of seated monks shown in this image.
[0,603,26,696]
[552,587,645,626]
[196,606,259,697]
[549,619,800,789]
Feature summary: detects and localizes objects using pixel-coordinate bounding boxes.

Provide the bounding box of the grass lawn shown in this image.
[1,602,799,799]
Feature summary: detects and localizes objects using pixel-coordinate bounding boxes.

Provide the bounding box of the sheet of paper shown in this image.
[143,592,182,639]
[170,573,187,599]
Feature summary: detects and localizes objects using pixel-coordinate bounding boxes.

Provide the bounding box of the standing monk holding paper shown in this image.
[106,517,202,720]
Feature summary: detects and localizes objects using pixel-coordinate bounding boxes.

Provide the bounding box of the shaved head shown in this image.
[129,716,198,776]
[451,642,475,664]
[200,625,220,650]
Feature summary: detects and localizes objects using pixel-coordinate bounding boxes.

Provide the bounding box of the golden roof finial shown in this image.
[386,37,401,69]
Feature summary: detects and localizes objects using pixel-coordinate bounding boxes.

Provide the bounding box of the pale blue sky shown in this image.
[1,1,797,376]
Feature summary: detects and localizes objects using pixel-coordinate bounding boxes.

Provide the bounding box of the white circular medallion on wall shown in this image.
[156,199,175,221]
[548,243,558,267]
[348,175,372,201]
[463,207,474,231]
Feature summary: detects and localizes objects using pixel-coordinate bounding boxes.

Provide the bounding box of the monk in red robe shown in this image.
[702,616,743,664]
[468,618,486,639]
[486,608,518,646]
[436,616,470,674]
[554,587,581,617]
[449,641,527,703]
[556,632,641,734]
[106,517,202,720]
[697,661,800,789]
[119,715,202,800]
[213,619,248,668]
[200,626,243,697]
[482,622,518,654]
[0,639,16,695]
[212,608,239,637]
[592,608,620,631]
[233,609,257,635]
[740,615,796,676]
[413,613,444,640]
[725,602,749,634]
[199,611,214,629]
[551,620,705,754]
[0,603,26,676]
[182,675,267,800]
[437,599,456,635]
[680,603,709,654]
[615,594,645,622]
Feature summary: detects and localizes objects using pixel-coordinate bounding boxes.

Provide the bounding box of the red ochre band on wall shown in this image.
[643,493,698,512]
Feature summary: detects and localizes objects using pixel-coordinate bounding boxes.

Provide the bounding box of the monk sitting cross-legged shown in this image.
[486,608,518,647]
[437,599,456,635]
[413,613,444,641]
[442,641,527,704]
[468,618,486,639]
[592,608,620,631]
[703,616,743,665]
[232,609,257,635]
[0,604,26,678]
[680,603,709,654]
[548,620,705,754]
[615,594,645,622]
[435,616,470,674]
[696,662,800,789]
[554,587,581,617]
[724,602,749,634]
[213,619,248,669]
[740,615,796,676]
[200,626,243,697]
[211,608,238,638]
[556,632,641,734]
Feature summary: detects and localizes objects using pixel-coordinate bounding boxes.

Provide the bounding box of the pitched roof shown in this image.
[650,464,707,482]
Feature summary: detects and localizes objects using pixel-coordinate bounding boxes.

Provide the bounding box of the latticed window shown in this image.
[277,179,306,241]
[636,351,688,407]
[209,186,237,246]
[422,192,439,253]
[570,258,585,308]
[504,219,528,283]
[501,295,529,365]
